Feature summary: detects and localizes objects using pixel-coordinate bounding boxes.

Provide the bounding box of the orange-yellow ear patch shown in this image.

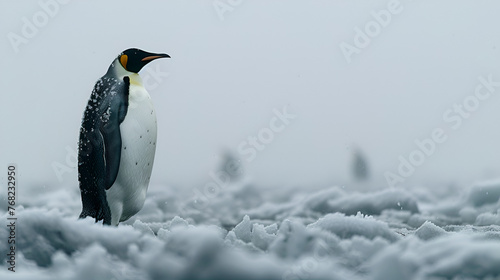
[120,54,128,69]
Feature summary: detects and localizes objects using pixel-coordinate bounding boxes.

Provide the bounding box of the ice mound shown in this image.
[308,212,400,241]
[414,221,447,240]
[246,186,419,221]
[370,233,500,280]
[430,180,500,225]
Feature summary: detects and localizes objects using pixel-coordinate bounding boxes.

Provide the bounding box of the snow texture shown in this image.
[2,180,500,279]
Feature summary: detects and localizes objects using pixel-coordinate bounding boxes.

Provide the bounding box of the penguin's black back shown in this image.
[78,71,130,225]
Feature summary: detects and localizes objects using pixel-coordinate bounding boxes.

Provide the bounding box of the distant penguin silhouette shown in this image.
[218,151,245,183]
[78,48,170,225]
[352,147,370,181]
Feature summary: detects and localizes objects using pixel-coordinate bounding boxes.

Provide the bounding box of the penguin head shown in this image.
[118,48,170,73]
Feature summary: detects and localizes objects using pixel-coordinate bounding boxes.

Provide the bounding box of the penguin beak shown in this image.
[142,53,170,62]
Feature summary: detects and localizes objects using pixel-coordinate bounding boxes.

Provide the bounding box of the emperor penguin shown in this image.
[78,48,170,225]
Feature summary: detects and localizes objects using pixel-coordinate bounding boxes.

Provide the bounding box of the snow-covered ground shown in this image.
[2,179,500,280]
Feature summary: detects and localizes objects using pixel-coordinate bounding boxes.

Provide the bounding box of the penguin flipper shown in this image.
[101,76,130,190]
[100,121,122,190]
[78,128,112,224]
[78,76,129,224]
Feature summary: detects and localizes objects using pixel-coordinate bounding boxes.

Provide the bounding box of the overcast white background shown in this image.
[2,0,500,193]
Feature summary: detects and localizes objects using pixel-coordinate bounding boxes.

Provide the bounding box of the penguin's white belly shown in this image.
[106,83,157,225]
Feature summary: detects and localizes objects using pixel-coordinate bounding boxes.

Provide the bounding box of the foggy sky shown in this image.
[2,0,500,192]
